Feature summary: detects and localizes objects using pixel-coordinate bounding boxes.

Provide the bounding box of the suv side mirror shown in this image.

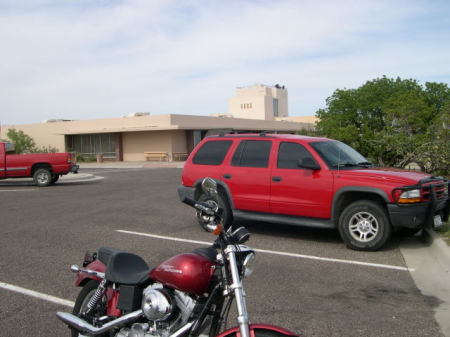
[298,157,321,171]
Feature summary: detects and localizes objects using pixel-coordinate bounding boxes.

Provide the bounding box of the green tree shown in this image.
[316,76,450,176]
[6,128,37,154]
[417,103,450,175]
[5,128,58,154]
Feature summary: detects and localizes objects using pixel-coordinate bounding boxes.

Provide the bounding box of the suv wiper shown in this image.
[357,161,375,167]
[332,162,359,168]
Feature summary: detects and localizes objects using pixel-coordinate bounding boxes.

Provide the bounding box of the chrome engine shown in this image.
[115,284,198,337]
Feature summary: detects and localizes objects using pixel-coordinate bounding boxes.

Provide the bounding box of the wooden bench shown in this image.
[172,152,189,161]
[144,152,169,161]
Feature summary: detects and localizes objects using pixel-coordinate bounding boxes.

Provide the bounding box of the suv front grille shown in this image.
[422,183,448,201]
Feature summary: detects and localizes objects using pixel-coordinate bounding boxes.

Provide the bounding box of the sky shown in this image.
[0,0,449,125]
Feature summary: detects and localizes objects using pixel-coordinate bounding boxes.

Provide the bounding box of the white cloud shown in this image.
[0,0,449,124]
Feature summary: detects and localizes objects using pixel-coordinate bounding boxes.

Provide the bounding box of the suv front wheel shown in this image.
[338,200,391,251]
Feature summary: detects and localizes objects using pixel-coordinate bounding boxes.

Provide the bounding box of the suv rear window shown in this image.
[192,140,232,165]
[231,140,272,168]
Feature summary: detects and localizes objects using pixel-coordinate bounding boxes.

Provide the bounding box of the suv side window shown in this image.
[231,140,272,168]
[193,140,232,165]
[277,142,315,169]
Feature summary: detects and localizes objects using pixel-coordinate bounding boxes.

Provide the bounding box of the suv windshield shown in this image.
[310,141,372,169]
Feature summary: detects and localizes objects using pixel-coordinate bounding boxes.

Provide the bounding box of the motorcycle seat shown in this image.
[99,248,151,285]
[98,247,122,266]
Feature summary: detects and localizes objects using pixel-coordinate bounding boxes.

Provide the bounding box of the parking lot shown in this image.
[0,168,444,337]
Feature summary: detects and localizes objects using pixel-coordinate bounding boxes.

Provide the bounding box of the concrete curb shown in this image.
[400,229,450,337]
[424,228,450,264]
[59,174,104,184]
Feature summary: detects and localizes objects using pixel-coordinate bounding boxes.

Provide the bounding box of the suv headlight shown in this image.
[398,189,421,203]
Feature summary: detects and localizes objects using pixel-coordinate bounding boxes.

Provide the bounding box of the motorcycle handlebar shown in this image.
[181,196,197,207]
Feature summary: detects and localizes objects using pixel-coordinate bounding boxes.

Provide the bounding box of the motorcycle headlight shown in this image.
[242,252,255,278]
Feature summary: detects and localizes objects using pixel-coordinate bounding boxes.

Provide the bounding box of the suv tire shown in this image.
[338,200,391,251]
[197,192,233,230]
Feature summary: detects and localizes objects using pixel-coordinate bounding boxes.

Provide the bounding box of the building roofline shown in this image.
[6,113,314,136]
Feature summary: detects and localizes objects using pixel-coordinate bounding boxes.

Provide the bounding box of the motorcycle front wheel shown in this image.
[225,328,294,337]
[71,280,108,337]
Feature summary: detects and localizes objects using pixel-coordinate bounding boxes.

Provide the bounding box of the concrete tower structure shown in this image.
[229,84,288,120]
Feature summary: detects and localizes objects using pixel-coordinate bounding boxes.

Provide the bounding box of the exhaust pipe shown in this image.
[56,309,143,335]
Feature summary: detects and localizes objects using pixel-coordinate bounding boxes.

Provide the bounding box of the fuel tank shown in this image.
[150,253,216,296]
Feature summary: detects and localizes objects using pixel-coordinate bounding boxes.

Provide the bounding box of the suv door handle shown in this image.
[272,176,282,182]
[223,174,232,179]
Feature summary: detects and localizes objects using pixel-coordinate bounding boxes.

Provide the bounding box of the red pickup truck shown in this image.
[178,133,449,251]
[0,142,79,186]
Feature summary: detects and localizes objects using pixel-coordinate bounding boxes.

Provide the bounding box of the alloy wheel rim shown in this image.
[348,211,379,242]
[37,172,49,184]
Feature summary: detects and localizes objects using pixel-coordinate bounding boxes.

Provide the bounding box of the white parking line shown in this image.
[0,189,37,192]
[116,229,414,272]
[0,281,74,308]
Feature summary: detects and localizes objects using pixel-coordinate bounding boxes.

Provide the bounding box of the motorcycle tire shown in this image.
[71,280,108,337]
[226,329,292,337]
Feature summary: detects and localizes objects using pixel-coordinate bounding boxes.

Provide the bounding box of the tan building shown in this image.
[1,114,314,162]
[229,84,288,120]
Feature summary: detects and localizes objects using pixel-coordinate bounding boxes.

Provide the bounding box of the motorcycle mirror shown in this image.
[201,178,218,196]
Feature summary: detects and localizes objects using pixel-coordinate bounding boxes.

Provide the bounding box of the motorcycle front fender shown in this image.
[74,260,106,286]
[216,324,298,337]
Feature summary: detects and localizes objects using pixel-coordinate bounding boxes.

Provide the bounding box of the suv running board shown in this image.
[233,210,335,229]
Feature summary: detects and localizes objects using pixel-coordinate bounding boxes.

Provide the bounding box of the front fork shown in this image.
[224,247,250,337]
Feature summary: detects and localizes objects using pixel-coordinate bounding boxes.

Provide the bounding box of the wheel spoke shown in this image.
[355,213,365,221]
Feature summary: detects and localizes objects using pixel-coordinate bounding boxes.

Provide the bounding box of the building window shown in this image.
[68,133,117,158]
[273,98,279,117]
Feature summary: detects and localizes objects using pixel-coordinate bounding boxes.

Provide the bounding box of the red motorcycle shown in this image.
[57,178,298,337]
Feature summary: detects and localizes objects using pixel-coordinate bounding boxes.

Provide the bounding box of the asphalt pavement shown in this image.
[0,165,448,337]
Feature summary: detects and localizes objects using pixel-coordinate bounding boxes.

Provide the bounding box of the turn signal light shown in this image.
[213,224,223,235]
[398,197,421,204]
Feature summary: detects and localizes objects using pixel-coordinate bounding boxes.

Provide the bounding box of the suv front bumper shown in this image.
[70,165,80,174]
[388,198,449,229]
[177,185,195,202]
[388,178,449,229]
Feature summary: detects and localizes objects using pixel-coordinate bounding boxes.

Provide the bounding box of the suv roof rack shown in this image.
[218,130,254,137]
[259,130,279,136]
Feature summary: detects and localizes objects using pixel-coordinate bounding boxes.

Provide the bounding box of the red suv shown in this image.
[178,133,449,251]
